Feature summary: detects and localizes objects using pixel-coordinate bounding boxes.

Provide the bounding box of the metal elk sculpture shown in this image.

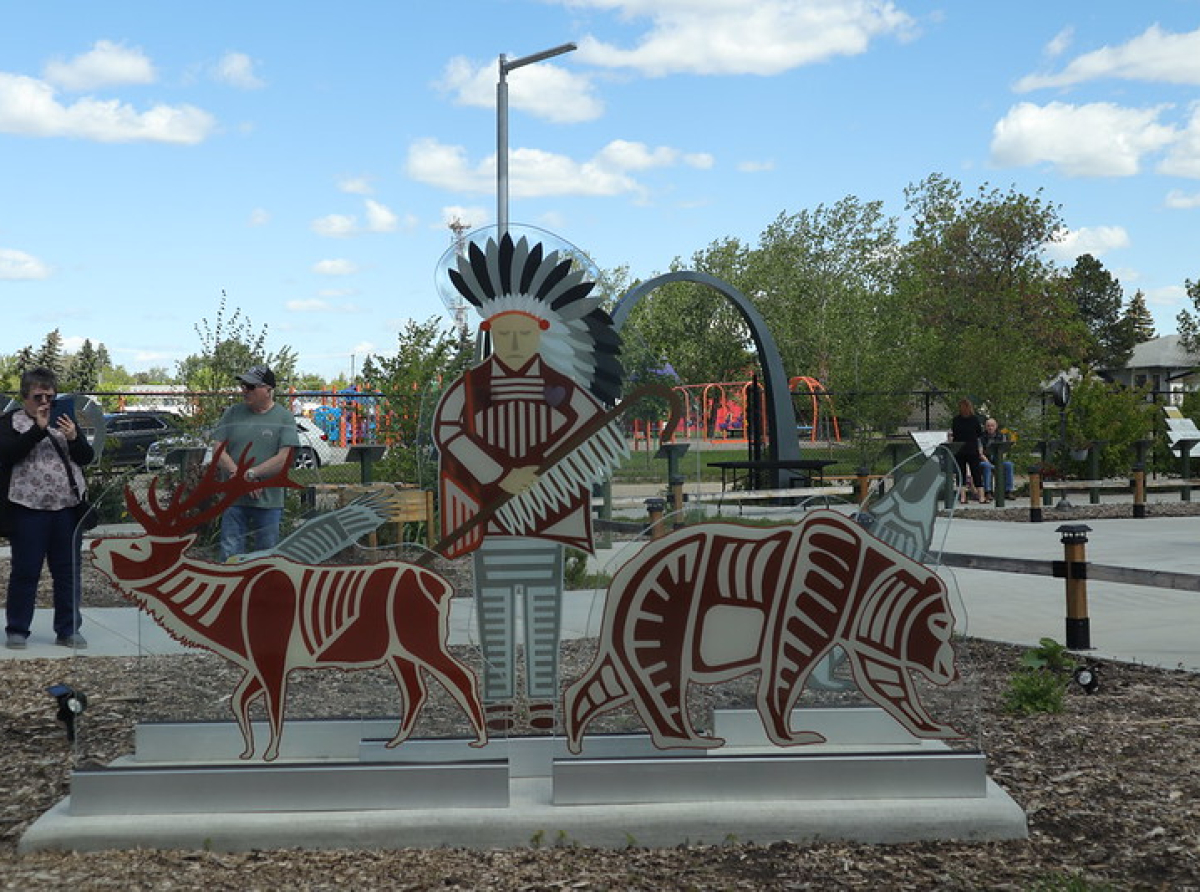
[563,508,963,753]
[89,444,488,761]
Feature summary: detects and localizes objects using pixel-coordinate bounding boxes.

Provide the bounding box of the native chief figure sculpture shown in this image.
[434,233,628,733]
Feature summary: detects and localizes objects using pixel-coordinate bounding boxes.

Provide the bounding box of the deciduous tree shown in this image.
[361,317,471,486]
[897,174,1081,426]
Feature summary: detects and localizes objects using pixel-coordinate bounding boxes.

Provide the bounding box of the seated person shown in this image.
[979,417,1016,499]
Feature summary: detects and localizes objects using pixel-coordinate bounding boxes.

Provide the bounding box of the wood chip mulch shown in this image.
[0,534,1198,890]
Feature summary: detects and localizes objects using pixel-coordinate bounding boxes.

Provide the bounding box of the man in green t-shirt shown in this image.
[213,365,300,560]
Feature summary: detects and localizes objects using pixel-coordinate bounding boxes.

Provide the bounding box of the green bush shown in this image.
[1003,637,1076,716]
[1049,373,1154,477]
[1003,668,1067,716]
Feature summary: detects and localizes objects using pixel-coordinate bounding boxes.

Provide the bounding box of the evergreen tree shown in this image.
[1175,277,1200,356]
[14,346,36,375]
[1064,254,1132,369]
[35,329,65,376]
[1123,291,1156,344]
[96,343,112,378]
[64,338,101,392]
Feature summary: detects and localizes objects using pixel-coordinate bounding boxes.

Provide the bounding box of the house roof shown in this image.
[1126,334,1200,371]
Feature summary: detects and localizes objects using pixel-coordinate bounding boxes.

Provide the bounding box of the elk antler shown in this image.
[125,442,303,536]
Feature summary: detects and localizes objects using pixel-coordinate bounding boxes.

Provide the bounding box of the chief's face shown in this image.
[490,314,542,369]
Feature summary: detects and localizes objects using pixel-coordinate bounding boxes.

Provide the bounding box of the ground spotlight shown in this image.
[47,683,87,742]
[1072,664,1101,695]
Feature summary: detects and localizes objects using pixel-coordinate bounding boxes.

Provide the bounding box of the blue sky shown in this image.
[3,1,1200,382]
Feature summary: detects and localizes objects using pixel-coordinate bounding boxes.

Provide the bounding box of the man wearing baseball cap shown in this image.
[212,365,300,560]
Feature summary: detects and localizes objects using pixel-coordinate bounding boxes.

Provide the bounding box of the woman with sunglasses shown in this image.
[1,366,95,649]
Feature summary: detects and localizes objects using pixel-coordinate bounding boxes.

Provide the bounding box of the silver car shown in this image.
[145,417,338,472]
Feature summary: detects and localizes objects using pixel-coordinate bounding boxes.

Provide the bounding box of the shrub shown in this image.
[1003,637,1076,716]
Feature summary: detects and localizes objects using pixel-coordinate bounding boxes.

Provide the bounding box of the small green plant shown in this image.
[528,828,545,849]
[1021,637,1077,673]
[1004,637,1076,716]
[563,548,613,590]
[1003,667,1066,716]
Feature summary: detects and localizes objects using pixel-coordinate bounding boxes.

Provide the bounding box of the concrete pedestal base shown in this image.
[20,710,1027,853]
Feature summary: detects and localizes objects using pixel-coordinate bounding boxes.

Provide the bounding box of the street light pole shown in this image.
[497,41,576,238]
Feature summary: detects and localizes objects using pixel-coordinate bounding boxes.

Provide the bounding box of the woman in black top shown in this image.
[1,367,95,649]
[950,398,985,504]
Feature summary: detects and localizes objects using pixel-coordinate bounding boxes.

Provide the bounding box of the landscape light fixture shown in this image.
[47,683,87,743]
[496,41,577,236]
[1073,664,1101,695]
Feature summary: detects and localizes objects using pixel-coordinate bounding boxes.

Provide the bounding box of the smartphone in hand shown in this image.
[49,395,76,427]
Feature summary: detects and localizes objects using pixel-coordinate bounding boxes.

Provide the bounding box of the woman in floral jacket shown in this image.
[1,367,94,649]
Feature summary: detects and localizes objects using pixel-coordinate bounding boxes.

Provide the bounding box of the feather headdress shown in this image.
[448,233,623,405]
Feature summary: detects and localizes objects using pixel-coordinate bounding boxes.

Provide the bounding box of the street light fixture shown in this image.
[496,42,577,237]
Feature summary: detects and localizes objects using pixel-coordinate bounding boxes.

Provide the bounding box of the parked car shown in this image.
[294,416,338,468]
[102,412,182,467]
[144,416,338,472]
[144,434,211,472]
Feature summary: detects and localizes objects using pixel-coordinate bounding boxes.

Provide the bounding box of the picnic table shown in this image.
[707,458,836,493]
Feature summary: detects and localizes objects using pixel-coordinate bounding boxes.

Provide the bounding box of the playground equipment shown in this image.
[789,375,842,442]
[632,376,842,448]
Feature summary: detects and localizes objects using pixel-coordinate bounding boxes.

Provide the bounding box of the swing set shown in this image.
[629,376,841,447]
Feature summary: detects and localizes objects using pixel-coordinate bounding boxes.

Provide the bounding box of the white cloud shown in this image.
[738,159,776,172]
[212,51,265,90]
[43,40,156,91]
[0,247,51,280]
[1044,225,1130,263]
[1015,24,1200,92]
[1166,189,1200,209]
[1146,284,1186,311]
[248,208,270,226]
[338,177,372,195]
[0,72,216,143]
[595,139,680,170]
[441,205,490,230]
[1044,27,1073,59]
[311,200,404,237]
[684,153,714,169]
[438,55,603,123]
[1159,105,1200,179]
[990,101,1176,176]
[406,136,707,199]
[286,298,332,311]
[313,259,358,275]
[569,0,915,77]
[311,213,357,238]
[364,199,399,233]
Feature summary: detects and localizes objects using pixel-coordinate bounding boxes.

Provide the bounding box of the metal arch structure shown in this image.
[612,270,801,487]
